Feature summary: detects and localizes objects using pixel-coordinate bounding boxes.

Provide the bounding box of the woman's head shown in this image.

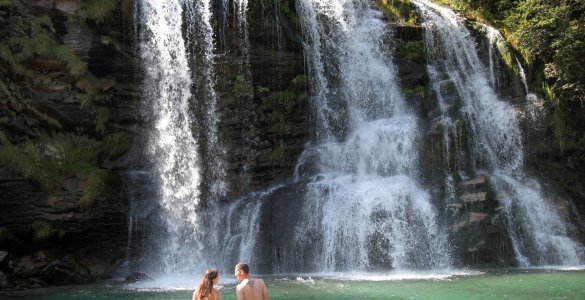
[205,268,219,284]
[195,268,219,299]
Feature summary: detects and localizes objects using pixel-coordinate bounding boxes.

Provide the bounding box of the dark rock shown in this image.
[54,0,79,15]
[0,251,8,268]
[13,0,30,16]
[11,256,36,279]
[0,270,11,290]
[461,192,487,203]
[20,0,54,13]
[124,272,150,284]
[39,259,91,285]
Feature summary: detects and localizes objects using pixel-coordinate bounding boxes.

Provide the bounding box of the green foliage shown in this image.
[76,71,116,107]
[2,15,114,108]
[234,75,254,99]
[41,133,101,164]
[80,0,121,24]
[255,85,270,95]
[508,0,585,88]
[257,75,307,132]
[376,0,418,25]
[280,0,300,27]
[103,132,133,160]
[77,166,109,208]
[31,220,56,241]
[291,75,308,91]
[269,140,286,163]
[0,143,63,190]
[0,133,111,207]
[435,0,585,155]
[0,0,12,8]
[10,16,87,77]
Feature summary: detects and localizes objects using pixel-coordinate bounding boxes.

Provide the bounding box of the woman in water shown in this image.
[193,268,221,300]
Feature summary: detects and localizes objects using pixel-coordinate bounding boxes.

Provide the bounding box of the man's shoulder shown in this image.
[236,280,248,289]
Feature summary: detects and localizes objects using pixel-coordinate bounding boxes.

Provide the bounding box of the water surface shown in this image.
[3,269,585,300]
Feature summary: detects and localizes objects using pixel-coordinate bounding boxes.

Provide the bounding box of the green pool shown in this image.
[2,269,585,300]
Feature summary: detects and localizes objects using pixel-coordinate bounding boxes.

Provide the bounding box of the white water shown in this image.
[413,0,584,266]
[295,0,450,271]
[236,0,251,72]
[138,0,202,273]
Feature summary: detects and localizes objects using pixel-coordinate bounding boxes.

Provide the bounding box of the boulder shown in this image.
[39,260,91,285]
[19,0,54,13]
[124,272,150,284]
[0,270,11,290]
[54,0,79,15]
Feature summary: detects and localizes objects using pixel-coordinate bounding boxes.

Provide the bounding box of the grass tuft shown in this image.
[31,220,56,241]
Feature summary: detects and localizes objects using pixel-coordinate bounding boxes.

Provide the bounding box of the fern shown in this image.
[31,220,56,241]
[103,132,133,160]
[0,143,63,190]
[78,166,109,208]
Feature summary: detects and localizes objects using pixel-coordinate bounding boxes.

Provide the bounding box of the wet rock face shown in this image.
[210,1,307,200]
[0,0,137,289]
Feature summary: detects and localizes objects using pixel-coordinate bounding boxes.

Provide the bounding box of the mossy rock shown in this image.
[376,0,419,25]
[395,40,426,63]
[0,133,116,208]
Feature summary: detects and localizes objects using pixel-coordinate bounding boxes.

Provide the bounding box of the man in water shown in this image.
[234,262,270,300]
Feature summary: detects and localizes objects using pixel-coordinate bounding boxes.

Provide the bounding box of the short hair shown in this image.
[235,262,249,274]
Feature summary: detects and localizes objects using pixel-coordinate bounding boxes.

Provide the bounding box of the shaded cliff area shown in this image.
[0,0,141,290]
[0,0,584,290]
[0,0,308,289]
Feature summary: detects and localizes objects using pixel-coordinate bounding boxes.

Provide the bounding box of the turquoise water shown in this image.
[2,269,585,299]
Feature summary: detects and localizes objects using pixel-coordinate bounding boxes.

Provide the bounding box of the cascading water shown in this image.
[413,0,584,266]
[184,0,228,201]
[138,0,203,274]
[293,0,450,271]
[136,0,266,277]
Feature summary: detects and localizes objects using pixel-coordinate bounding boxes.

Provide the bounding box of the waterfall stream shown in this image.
[138,0,203,273]
[413,0,584,266]
[133,0,583,278]
[294,0,450,271]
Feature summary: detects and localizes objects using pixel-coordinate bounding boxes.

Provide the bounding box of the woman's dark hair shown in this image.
[195,268,219,300]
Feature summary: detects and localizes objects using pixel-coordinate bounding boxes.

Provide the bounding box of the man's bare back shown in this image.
[235,278,269,300]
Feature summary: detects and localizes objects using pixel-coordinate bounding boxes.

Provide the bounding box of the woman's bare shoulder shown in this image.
[213,288,221,300]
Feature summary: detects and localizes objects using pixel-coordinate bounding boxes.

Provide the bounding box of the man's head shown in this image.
[234,262,249,280]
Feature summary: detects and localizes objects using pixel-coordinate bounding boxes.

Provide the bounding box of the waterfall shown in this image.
[184,0,228,201]
[413,0,584,266]
[236,0,251,73]
[294,0,450,271]
[138,0,203,273]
